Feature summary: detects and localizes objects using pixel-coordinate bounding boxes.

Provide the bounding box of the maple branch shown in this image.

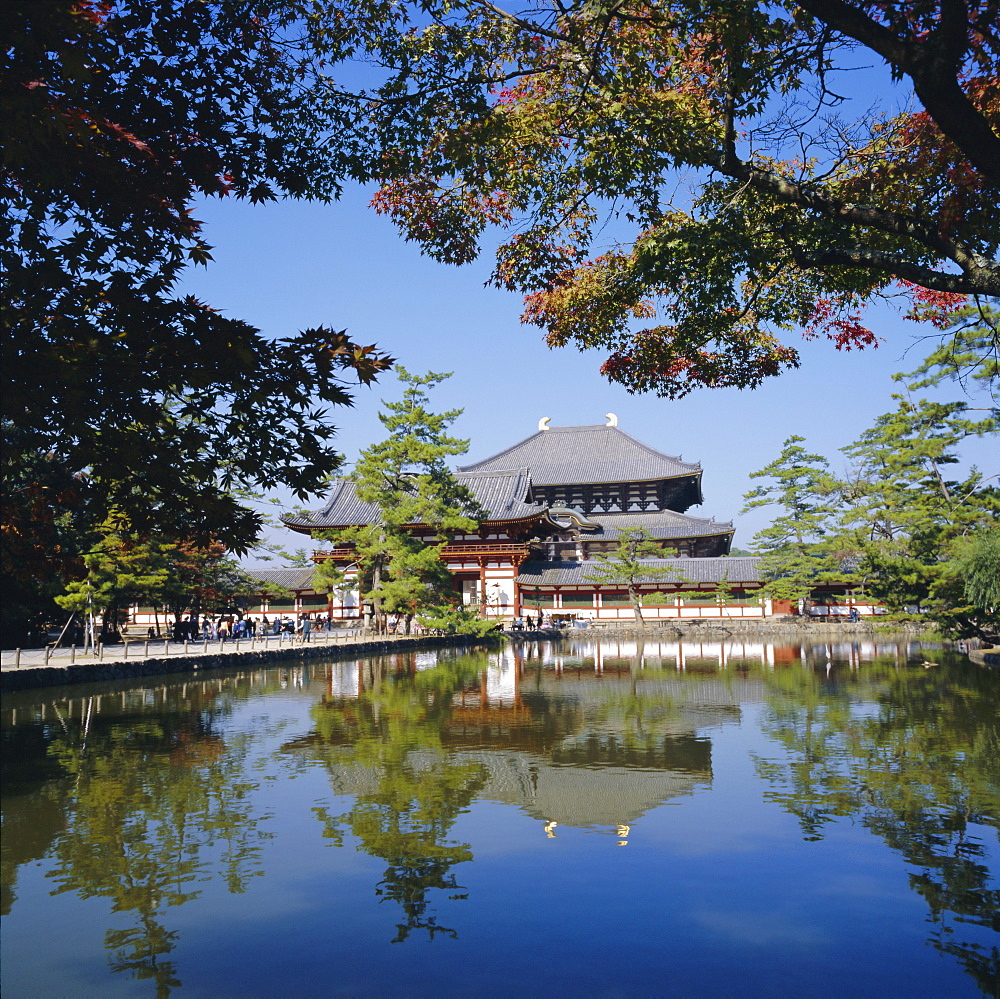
[794,248,998,295]
[703,149,1000,295]
[467,0,569,43]
[795,0,1000,186]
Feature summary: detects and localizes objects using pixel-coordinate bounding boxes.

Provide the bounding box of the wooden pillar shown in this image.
[478,560,487,618]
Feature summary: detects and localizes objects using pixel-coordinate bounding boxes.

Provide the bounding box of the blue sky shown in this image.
[177,185,997,564]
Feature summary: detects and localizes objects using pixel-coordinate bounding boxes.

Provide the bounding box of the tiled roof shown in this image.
[516,556,762,586]
[575,510,733,541]
[459,424,701,485]
[250,567,317,590]
[283,468,546,530]
[461,468,542,520]
[283,479,373,530]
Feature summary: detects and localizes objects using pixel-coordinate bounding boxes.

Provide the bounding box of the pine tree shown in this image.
[583,527,683,625]
[317,369,483,633]
[54,514,170,647]
[840,387,998,615]
[742,437,845,606]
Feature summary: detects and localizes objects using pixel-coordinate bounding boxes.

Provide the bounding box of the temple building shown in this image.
[460,418,734,560]
[250,415,878,622]
[255,416,785,622]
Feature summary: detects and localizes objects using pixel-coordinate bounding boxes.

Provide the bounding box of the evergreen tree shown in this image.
[584,527,682,625]
[901,301,999,394]
[713,572,734,614]
[840,389,998,616]
[742,437,845,605]
[54,514,170,647]
[949,525,1000,634]
[834,303,998,630]
[53,517,263,645]
[317,369,483,633]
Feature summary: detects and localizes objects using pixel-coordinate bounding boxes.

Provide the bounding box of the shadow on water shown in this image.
[1,637,997,995]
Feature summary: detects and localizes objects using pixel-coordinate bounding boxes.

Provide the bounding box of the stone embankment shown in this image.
[0,633,491,693]
[967,647,1000,669]
[546,618,931,641]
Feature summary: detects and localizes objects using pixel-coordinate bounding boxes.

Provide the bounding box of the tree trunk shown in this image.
[102,597,119,642]
[629,587,644,625]
[372,560,383,633]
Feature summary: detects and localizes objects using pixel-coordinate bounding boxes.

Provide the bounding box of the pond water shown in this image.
[2,637,998,998]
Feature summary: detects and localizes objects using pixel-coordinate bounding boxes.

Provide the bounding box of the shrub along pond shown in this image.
[1,637,997,997]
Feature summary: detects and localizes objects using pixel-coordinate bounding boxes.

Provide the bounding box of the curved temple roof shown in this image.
[323,752,709,828]
[516,557,762,586]
[564,510,734,542]
[283,467,547,532]
[459,424,701,486]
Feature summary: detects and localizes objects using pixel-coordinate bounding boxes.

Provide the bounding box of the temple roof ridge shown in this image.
[458,423,701,486]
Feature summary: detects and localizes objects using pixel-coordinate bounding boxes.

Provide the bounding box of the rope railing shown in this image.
[0,625,424,670]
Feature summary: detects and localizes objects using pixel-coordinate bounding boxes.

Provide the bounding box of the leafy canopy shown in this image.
[300,0,999,396]
[2,1,392,549]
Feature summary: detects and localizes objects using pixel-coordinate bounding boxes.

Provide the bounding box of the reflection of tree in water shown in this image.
[523,652,717,774]
[348,760,483,942]
[305,654,489,942]
[754,660,1000,995]
[39,693,270,997]
[1,719,72,916]
[571,657,685,756]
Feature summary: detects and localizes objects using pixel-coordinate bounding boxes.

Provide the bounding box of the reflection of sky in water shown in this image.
[1,640,997,998]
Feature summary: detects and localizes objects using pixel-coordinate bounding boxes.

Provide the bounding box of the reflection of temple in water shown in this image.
[306,637,935,836]
[310,647,729,834]
[2,638,994,992]
[323,749,709,835]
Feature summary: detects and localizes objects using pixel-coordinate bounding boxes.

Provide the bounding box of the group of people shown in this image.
[150,612,590,640]
[167,614,342,642]
[170,616,256,641]
[511,614,550,630]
